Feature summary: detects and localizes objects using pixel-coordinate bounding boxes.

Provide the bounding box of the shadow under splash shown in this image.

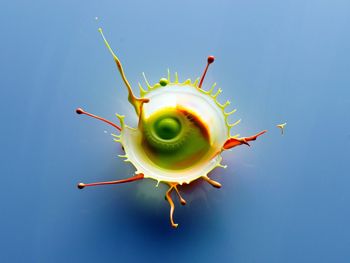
[106,168,228,243]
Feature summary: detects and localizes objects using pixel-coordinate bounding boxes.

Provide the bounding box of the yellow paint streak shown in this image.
[98,28,148,115]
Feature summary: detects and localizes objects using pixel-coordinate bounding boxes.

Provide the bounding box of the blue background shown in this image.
[1,0,349,262]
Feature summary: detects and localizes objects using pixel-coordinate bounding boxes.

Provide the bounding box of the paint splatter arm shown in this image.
[223,130,267,150]
[98,28,149,116]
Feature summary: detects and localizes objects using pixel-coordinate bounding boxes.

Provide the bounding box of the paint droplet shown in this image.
[159,78,169,86]
[276,122,287,135]
[207,56,215,64]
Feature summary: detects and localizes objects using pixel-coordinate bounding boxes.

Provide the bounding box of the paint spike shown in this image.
[224,108,237,116]
[205,82,217,95]
[222,100,231,108]
[173,185,186,205]
[138,82,147,96]
[212,88,222,98]
[142,72,152,88]
[228,119,241,128]
[198,56,215,89]
[167,68,171,82]
[111,133,121,138]
[202,176,222,188]
[77,173,144,189]
[217,163,228,169]
[174,72,179,83]
[98,28,145,115]
[193,78,200,87]
[165,187,178,228]
[223,130,267,150]
[217,100,230,109]
[115,114,125,128]
[76,108,122,131]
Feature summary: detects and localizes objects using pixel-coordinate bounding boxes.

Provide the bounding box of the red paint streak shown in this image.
[177,107,210,140]
[223,130,267,150]
[76,108,121,131]
[198,56,215,89]
[77,173,144,189]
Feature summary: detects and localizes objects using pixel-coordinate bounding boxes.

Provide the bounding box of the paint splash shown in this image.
[76,28,267,228]
[277,122,287,135]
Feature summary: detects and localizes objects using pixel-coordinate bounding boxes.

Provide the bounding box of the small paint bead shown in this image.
[76,108,84,114]
[159,78,169,86]
[207,56,215,64]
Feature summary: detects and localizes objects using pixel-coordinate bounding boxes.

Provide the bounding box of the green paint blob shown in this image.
[154,117,181,140]
[142,107,211,170]
[159,78,169,86]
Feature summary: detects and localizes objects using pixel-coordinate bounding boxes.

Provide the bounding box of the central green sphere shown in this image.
[154,117,181,140]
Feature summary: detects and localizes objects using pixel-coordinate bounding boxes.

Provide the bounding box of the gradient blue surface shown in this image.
[1,0,350,262]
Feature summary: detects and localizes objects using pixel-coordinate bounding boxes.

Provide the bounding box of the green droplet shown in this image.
[159,78,169,86]
[154,117,181,140]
